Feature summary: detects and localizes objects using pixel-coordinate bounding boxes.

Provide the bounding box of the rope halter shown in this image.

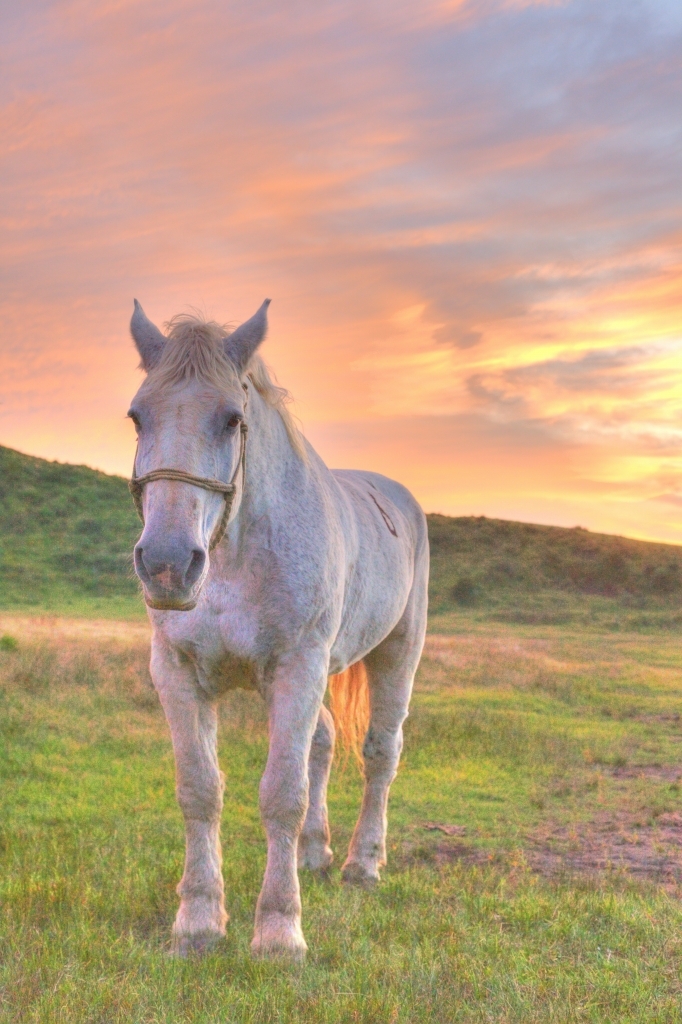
[129,421,248,552]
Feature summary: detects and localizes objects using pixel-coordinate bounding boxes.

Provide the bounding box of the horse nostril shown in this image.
[184,548,206,589]
[134,545,151,584]
[134,542,205,593]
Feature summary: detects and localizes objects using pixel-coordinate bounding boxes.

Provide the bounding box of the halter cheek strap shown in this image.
[129,421,248,552]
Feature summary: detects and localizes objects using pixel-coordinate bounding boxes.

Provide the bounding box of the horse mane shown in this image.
[148,312,306,458]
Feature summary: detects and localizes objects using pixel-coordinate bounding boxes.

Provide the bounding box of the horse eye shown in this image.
[128,411,141,431]
[225,414,242,431]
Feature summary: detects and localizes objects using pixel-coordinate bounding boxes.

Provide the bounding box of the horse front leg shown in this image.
[151,643,227,956]
[252,652,327,959]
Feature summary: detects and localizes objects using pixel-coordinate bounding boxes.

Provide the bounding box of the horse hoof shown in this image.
[170,930,224,958]
[341,860,380,887]
[251,914,307,961]
[298,841,334,875]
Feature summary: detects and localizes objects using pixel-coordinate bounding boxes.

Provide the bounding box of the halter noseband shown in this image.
[129,420,248,552]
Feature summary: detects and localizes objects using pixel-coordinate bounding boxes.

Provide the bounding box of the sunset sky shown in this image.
[2,0,682,541]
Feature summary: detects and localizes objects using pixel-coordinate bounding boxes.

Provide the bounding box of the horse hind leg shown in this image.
[341,625,425,886]
[298,703,335,873]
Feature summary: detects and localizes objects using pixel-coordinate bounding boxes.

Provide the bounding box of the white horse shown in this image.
[128,299,429,959]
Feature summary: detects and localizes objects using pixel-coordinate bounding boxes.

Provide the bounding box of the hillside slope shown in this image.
[428,514,682,627]
[2,444,682,626]
[0,445,141,612]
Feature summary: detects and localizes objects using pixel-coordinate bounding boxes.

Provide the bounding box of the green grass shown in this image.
[2,621,682,1021]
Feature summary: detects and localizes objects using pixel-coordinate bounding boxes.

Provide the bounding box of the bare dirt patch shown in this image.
[408,768,682,886]
[409,811,682,883]
[526,810,682,886]
[400,824,495,869]
[405,839,494,868]
[422,821,468,837]
[607,764,682,783]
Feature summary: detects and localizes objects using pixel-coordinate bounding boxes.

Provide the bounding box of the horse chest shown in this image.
[157,602,264,695]
[174,636,260,695]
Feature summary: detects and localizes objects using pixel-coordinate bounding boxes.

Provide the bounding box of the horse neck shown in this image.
[230,385,303,537]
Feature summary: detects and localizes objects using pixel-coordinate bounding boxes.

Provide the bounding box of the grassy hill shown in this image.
[0,445,142,617]
[2,444,682,628]
[428,514,682,630]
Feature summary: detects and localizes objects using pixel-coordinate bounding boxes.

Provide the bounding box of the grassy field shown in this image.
[3,443,682,1019]
[2,614,682,1022]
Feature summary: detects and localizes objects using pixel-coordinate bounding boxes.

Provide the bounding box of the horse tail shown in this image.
[328,660,370,765]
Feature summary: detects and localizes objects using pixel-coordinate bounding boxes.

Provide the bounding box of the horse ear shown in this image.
[130,299,166,370]
[224,299,270,374]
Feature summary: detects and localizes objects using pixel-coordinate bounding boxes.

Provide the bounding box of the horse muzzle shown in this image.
[134,538,207,611]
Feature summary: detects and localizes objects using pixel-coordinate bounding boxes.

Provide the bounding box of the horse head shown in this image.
[127,299,269,610]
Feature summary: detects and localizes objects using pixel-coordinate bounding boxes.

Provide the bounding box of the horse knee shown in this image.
[176,768,224,822]
[260,769,308,836]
